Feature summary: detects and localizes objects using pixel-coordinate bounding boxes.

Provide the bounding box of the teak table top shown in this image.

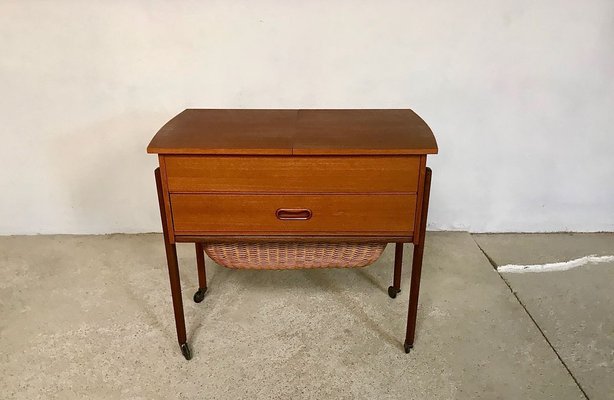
[147,109,438,156]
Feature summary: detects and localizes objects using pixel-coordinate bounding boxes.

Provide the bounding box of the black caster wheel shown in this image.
[180,343,192,360]
[193,287,207,303]
[388,286,401,299]
[404,342,413,354]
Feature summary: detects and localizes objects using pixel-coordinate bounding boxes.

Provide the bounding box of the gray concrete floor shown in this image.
[0,232,610,399]
[474,233,614,400]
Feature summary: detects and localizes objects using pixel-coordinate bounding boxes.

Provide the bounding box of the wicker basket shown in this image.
[204,242,387,270]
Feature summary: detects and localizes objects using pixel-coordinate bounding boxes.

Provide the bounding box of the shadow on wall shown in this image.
[46,111,171,233]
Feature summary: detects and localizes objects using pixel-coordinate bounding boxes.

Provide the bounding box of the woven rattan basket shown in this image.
[204,242,387,270]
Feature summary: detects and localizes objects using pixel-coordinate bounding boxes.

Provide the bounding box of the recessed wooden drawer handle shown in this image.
[275,208,312,221]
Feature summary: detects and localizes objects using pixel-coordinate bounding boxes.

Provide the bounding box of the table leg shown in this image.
[155,168,191,360]
[193,243,208,303]
[404,167,432,353]
[388,243,404,298]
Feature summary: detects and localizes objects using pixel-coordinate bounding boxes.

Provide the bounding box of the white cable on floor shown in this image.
[498,255,614,273]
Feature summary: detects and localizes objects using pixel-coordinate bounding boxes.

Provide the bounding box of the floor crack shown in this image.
[471,236,590,400]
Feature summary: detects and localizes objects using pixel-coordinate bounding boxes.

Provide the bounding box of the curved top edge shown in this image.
[147,109,438,156]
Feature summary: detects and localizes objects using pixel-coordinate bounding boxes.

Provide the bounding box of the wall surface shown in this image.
[1,0,613,234]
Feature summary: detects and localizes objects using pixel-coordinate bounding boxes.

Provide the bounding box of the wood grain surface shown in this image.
[164,155,421,193]
[170,193,416,235]
[147,109,438,155]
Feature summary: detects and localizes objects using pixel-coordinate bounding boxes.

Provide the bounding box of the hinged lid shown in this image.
[147,109,438,156]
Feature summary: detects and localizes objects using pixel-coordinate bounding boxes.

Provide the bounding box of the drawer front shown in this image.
[164,155,420,193]
[170,194,416,235]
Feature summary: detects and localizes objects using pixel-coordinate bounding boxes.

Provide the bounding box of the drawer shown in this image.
[164,155,420,193]
[170,193,416,235]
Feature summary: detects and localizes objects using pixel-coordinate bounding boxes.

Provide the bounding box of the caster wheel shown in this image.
[180,343,192,360]
[193,287,207,303]
[388,286,401,299]
[404,342,413,354]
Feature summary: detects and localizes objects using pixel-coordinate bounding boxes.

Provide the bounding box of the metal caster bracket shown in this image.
[404,342,413,354]
[180,343,192,360]
[193,287,207,303]
[388,286,401,299]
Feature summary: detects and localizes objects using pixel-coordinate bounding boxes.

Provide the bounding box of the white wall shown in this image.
[1,0,613,234]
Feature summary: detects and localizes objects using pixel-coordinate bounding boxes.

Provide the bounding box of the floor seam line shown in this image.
[470,235,590,400]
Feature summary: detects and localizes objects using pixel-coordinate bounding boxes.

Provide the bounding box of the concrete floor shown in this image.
[474,233,614,400]
[0,232,610,399]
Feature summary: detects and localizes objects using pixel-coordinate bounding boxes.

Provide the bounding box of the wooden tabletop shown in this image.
[147,109,438,155]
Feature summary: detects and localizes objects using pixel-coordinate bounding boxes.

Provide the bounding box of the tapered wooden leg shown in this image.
[193,243,208,303]
[404,167,432,353]
[388,243,404,298]
[155,168,191,360]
